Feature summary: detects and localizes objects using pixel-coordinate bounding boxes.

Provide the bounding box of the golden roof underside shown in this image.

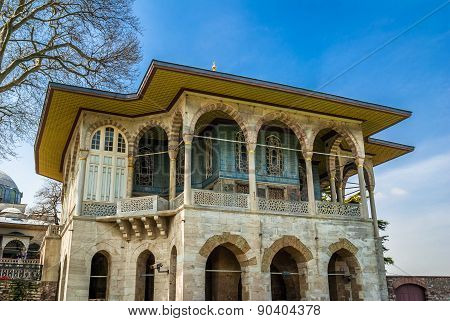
[35,61,413,181]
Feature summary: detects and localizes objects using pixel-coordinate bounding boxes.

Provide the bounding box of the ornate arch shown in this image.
[310,122,362,157]
[85,119,131,153]
[189,102,250,143]
[168,109,184,147]
[342,162,374,190]
[328,238,359,257]
[261,235,313,272]
[199,232,256,268]
[255,111,308,150]
[133,119,170,155]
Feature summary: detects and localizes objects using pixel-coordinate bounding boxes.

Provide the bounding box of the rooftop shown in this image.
[35,60,414,181]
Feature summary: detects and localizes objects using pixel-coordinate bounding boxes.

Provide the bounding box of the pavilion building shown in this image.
[36,60,413,301]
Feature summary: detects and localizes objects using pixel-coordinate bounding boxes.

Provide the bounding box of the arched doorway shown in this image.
[169,246,177,301]
[395,284,426,301]
[135,250,155,301]
[205,245,242,301]
[88,252,109,300]
[270,248,307,300]
[2,240,26,259]
[327,249,362,301]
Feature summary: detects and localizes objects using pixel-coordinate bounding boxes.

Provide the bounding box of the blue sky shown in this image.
[1,0,449,275]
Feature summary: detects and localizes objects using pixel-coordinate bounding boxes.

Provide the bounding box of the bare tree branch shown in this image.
[0,0,142,160]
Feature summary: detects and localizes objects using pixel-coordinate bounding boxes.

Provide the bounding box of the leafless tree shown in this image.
[28,178,61,224]
[0,0,142,159]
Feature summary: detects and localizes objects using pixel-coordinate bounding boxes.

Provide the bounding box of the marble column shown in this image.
[183,134,193,205]
[247,142,257,211]
[75,150,88,216]
[356,157,369,219]
[168,149,178,201]
[304,151,316,214]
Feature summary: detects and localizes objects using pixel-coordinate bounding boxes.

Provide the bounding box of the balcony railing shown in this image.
[316,201,362,217]
[46,224,62,237]
[78,193,362,219]
[192,189,249,209]
[257,198,309,216]
[117,195,168,215]
[0,259,42,281]
[82,201,117,216]
[170,192,184,210]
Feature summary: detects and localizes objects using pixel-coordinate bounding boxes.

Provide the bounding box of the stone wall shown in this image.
[387,276,450,301]
[0,280,57,301]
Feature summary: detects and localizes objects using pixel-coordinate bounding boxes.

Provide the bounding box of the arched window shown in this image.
[85,127,127,201]
[176,145,184,187]
[27,243,41,259]
[205,138,213,178]
[135,135,155,187]
[3,240,26,259]
[89,252,109,300]
[135,250,155,301]
[266,135,283,176]
[235,131,248,173]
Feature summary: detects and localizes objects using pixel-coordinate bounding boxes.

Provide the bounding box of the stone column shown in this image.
[330,175,337,202]
[126,155,134,198]
[75,150,88,216]
[247,142,257,211]
[356,157,369,219]
[183,134,193,205]
[303,150,316,214]
[168,149,178,201]
[337,181,344,203]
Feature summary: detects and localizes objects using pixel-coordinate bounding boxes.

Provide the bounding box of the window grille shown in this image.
[236,183,249,194]
[268,187,284,200]
[266,135,283,176]
[235,131,248,173]
[205,138,213,178]
[176,145,185,187]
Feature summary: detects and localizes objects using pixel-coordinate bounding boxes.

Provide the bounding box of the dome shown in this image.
[0,170,18,189]
[1,207,22,215]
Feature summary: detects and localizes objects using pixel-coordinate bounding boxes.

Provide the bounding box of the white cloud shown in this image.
[390,187,407,196]
[374,147,450,275]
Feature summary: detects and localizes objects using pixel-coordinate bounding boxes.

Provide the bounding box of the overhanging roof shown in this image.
[35,60,413,181]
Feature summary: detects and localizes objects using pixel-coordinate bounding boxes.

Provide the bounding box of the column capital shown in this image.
[303,150,313,161]
[79,149,89,160]
[246,142,257,153]
[168,149,178,160]
[183,133,194,145]
[355,156,365,167]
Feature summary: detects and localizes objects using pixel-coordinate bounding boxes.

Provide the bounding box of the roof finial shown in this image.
[211,61,217,72]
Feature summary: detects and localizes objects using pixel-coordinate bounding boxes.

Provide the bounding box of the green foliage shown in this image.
[9,280,38,301]
[378,220,394,265]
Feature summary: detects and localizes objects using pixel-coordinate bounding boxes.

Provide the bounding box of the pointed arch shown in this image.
[261,235,313,272]
[189,103,250,143]
[133,120,170,155]
[310,122,362,157]
[255,111,308,150]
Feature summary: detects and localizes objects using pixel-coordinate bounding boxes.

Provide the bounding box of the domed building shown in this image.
[0,170,23,205]
[0,170,48,261]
